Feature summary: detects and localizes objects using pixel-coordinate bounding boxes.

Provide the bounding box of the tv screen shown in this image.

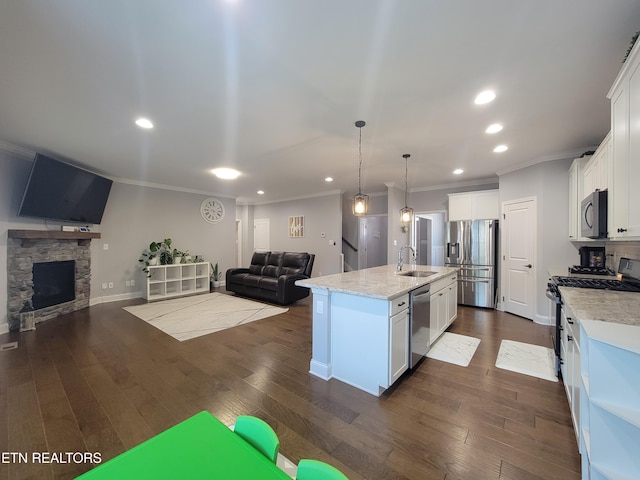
[18,153,113,224]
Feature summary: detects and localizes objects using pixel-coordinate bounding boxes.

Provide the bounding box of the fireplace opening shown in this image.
[32,260,76,309]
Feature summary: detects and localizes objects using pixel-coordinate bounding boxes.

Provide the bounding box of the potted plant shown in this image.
[138,238,173,276]
[158,238,173,265]
[172,249,184,264]
[211,262,221,288]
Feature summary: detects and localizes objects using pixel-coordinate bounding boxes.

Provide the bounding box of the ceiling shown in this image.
[1,1,639,204]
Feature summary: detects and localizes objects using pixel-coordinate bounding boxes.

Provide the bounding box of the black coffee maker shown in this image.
[579,246,606,267]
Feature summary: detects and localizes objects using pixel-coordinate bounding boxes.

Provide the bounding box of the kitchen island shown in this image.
[552,285,640,480]
[296,264,458,396]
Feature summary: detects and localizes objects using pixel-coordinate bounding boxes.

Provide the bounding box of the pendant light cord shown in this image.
[403,153,410,207]
[358,126,363,194]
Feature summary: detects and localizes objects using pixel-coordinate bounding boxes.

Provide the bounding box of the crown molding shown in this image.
[236,189,343,206]
[410,177,499,193]
[495,147,596,177]
[113,177,235,199]
[0,140,35,161]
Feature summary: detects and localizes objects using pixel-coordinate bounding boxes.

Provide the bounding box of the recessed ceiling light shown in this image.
[257,190,264,195]
[485,123,503,134]
[325,177,333,182]
[453,169,464,175]
[493,144,509,153]
[474,90,496,105]
[135,117,154,129]
[211,167,240,179]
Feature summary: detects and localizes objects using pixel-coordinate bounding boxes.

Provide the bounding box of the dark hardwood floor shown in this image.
[0,292,581,479]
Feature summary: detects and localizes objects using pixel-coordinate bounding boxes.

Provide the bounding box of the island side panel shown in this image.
[309,288,332,379]
[330,292,390,396]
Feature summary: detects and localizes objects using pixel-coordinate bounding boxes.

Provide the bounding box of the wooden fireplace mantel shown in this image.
[8,229,101,246]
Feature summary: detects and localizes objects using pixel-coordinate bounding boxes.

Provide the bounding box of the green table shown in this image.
[75,411,292,480]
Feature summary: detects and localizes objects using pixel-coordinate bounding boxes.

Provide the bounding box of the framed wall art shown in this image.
[288,216,304,238]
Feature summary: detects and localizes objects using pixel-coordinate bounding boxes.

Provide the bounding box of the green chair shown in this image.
[296,459,349,480]
[233,415,280,464]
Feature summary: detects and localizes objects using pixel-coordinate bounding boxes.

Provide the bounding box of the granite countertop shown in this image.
[295,264,459,300]
[559,286,640,354]
[559,287,640,327]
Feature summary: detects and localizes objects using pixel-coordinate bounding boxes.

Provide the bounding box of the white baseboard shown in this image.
[534,313,554,326]
[0,323,8,335]
[309,359,331,380]
[90,291,142,306]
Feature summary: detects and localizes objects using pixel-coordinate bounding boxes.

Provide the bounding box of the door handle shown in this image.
[524,264,532,268]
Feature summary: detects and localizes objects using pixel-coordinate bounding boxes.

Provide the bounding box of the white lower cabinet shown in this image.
[389,307,409,384]
[430,273,458,344]
[145,262,210,301]
[329,292,410,396]
[561,306,581,449]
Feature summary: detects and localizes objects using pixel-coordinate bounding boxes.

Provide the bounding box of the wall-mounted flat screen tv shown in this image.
[18,153,113,224]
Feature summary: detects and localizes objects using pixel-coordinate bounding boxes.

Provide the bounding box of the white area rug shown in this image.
[495,340,558,382]
[426,332,481,367]
[123,293,288,341]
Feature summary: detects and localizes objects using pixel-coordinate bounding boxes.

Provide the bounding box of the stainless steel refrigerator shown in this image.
[445,220,498,308]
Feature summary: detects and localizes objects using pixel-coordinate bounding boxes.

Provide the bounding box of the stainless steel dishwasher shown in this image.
[409,284,431,368]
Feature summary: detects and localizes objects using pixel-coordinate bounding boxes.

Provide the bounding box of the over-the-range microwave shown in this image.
[581,189,607,239]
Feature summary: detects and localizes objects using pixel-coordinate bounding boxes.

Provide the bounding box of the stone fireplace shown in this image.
[7,230,100,330]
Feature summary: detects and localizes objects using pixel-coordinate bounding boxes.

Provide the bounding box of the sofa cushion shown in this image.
[243,274,264,288]
[249,251,268,275]
[281,252,311,275]
[228,272,249,285]
[258,276,279,292]
[263,252,283,277]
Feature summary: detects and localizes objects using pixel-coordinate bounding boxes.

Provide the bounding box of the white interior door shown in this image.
[253,218,270,252]
[502,198,537,320]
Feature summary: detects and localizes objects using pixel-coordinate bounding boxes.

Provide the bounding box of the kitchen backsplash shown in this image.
[605,241,640,271]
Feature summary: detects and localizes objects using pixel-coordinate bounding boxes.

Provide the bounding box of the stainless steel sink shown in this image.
[398,270,437,277]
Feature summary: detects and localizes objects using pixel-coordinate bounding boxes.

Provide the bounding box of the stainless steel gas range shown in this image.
[546,257,640,377]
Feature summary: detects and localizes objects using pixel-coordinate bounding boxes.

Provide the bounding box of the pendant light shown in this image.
[400,153,413,224]
[352,120,369,216]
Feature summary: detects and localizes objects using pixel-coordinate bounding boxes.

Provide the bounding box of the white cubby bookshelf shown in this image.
[144,262,210,301]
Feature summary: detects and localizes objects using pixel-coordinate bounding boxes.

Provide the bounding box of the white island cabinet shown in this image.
[296,265,458,396]
[557,287,640,480]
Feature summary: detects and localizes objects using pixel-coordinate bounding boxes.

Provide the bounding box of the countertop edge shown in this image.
[296,265,459,300]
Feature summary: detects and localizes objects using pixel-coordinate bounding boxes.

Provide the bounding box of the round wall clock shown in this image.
[200,197,225,224]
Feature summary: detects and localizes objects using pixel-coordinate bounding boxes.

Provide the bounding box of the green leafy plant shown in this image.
[624,31,639,63]
[211,262,221,281]
[138,238,173,275]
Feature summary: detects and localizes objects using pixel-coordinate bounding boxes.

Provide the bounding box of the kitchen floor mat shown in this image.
[495,339,558,382]
[426,332,481,367]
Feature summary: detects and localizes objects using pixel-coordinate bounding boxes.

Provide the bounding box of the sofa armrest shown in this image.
[226,267,250,282]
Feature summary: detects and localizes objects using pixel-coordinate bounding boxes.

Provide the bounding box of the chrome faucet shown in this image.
[397,245,416,272]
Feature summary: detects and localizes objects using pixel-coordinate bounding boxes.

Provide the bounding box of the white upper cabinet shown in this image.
[608,38,640,239]
[569,156,589,240]
[448,190,499,221]
[583,132,610,195]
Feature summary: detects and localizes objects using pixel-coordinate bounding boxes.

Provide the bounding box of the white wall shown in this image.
[252,193,342,277]
[93,182,236,302]
[0,149,236,330]
[499,158,575,324]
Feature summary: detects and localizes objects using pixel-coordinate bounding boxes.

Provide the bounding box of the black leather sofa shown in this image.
[225,251,315,305]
